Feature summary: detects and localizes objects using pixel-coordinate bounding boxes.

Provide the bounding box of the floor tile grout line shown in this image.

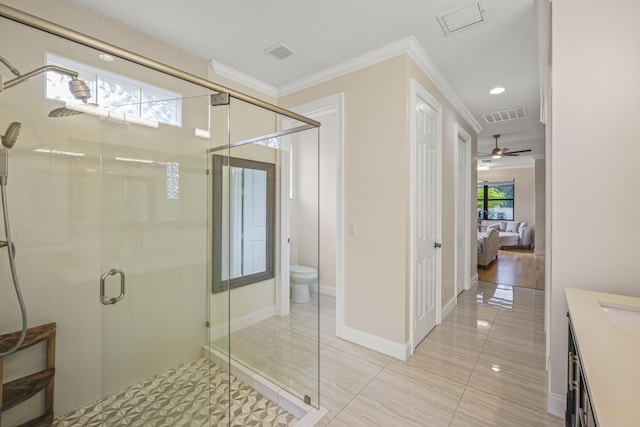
[447,294,501,426]
[319,348,392,426]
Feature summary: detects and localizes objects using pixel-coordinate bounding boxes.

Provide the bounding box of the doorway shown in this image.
[455,124,472,296]
[410,80,442,350]
[290,94,344,335]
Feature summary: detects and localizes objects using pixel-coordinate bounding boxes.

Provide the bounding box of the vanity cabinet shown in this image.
[566,317,597,427]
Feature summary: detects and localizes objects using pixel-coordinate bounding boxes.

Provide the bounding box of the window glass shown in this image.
[46,55,181,126]
[98,75,140,116]
[142,88,180,124]
[477,183,514,220]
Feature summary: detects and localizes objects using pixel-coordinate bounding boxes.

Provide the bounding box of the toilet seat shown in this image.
[290,265,316,274]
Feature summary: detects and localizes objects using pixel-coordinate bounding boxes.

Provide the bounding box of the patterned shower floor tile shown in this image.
[53,357,297,426]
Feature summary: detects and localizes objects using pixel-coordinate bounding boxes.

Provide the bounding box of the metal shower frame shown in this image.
[0,3,320,129]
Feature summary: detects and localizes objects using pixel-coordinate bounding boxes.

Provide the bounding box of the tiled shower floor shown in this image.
[53,357,297,426]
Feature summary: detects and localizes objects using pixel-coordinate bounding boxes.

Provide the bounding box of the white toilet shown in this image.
[290,265,317,304]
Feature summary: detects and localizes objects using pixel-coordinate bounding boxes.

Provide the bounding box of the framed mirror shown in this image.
[211,155,275,293]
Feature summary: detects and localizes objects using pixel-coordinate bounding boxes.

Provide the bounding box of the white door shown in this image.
[455,126,471,296]
[412,83,441,347]
[242,168,267,275]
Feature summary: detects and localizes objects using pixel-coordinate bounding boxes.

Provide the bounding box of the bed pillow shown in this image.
[506,221,520,233]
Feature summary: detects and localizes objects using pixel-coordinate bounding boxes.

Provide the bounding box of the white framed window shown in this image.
[46,54,182,127]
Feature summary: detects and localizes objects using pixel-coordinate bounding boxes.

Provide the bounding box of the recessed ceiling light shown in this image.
[98,53,115,62]
[489,87,506,95]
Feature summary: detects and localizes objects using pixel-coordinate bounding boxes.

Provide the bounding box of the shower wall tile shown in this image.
[1,17,211,426]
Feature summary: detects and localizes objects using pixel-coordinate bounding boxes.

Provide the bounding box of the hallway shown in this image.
[477,249,545,290]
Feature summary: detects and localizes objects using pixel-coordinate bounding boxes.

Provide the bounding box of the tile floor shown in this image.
[219,282,563,426]
[54,281,563,426]
[52,358,296,426]
[315,282,563,426]
[211,292,326,407]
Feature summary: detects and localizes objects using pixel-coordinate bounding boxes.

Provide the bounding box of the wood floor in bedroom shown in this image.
[477,248,545,290]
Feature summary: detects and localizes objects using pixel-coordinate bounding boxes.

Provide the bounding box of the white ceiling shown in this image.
[70,0,546,167]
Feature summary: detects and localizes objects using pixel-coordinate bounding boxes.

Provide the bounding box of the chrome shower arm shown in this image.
[1,64,79,91]
[0,55,21,76]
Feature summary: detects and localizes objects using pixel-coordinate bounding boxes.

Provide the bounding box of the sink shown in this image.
[599,300,640,334]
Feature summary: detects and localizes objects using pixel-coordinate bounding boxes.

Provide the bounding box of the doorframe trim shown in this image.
[454,123,472,294]
[409,79,443,353]
[289,93,345,336]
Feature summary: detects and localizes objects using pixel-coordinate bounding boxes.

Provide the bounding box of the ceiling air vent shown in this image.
[483,107,527,124]
[264,43,297,60]
[437,2,486,36]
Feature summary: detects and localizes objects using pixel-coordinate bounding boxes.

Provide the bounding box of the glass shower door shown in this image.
[99,94,215,425]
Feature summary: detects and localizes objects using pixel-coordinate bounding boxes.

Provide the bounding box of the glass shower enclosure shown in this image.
[0,4,320,425]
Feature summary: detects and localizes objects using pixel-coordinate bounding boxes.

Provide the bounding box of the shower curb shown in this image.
[204,346,328,426]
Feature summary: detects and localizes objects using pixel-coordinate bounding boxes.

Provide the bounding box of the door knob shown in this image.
[434,242,442,248]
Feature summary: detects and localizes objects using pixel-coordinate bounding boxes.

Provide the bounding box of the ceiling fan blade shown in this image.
[502,149,532,155]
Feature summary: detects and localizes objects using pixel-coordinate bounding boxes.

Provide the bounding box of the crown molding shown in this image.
[280,36,481,133]
[404,37,482,133]
[210,37,481,134]
[208,60,278,98]
[277,37,413,97]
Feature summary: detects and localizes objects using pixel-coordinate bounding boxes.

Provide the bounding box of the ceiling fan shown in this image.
[479,135,532,159]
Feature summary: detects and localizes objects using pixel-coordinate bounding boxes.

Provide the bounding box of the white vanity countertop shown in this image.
[565,288,640,426]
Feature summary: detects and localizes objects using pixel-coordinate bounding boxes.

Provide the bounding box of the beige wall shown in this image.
[282,56,409,344]
[282,55,477,348]
[550,0,640,411]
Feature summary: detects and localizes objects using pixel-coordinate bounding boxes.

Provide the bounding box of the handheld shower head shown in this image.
[1,122,21,149]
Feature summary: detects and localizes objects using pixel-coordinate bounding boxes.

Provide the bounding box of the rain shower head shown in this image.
[48,107,84,118]
[1,122,21,149]
[48,102,99,118]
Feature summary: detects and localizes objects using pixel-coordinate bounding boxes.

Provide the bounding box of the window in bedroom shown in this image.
[477,180,514,220]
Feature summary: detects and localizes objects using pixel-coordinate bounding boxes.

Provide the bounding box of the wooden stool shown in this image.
[0,323,56,427]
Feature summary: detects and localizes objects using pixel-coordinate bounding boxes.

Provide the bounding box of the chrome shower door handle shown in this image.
[100,268,125,305]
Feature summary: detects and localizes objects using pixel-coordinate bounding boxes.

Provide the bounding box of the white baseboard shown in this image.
[442,296,456,320]
[309,282,336,297]
[341,326,410,361]
[209,305,277,340]
[470,273,479,288]
[547,392,566,418]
